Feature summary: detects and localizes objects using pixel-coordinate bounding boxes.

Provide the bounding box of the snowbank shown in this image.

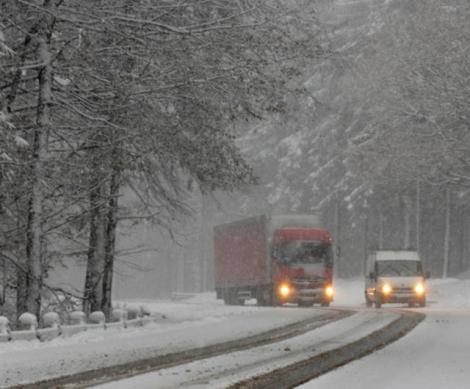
[427,278,470,308]
[0,295,323,387]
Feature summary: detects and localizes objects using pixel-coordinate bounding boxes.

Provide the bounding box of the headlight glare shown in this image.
[325,285,334,297]
[415,283,425,295]
[382,283,392,295]
[279,284,290,297]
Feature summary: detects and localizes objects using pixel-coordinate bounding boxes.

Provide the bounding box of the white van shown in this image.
[365,250,429,308]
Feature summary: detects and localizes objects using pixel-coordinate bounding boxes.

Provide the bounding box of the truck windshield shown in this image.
[377,260,422,277]
[275,241,332,265]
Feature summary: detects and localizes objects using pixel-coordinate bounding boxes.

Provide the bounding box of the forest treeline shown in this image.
[0,0,325,324]
[1,0,468,321]
[232,0,470,278]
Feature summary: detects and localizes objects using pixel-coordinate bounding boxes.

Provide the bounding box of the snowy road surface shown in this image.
[0,298,327,387]
[300,279,470,389]
[1,278,469,388]
[94,310,399,389]
[93,278,470,389]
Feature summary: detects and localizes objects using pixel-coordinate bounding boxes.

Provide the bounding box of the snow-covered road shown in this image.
[301,308,470,389]
[91,278,470,389]
[94,310,399,389]
[300,279,470,389]
[1,278,468,388]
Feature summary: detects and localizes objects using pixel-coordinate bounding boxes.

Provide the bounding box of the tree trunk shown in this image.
[379,210,384,249]
[415,180,421,256]
[1,256,6,305]
[197,193,206,292]
[362,209,369,276]
[101,165,120,319]
[83,172,108,315]
[402,196,411,249]
[177,255,185,293]
[16,217,27,317]
[463,210,470,272]
[21,0,55,318]
[458,209,465,274]
[333,196,341,277]
[442,188,451,278]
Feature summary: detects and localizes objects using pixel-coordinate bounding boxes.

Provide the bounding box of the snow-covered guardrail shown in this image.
[0,307,154,343]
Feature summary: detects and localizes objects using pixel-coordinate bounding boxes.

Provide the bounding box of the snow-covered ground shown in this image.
[300,277,470,389]
[1,277,469,388]
[93,277,470,389]
[0,295,323,387]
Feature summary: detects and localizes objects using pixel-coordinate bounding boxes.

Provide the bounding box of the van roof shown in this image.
[373,250,420,261]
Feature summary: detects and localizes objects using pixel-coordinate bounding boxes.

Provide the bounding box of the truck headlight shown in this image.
[381,283,392,295]
[325,285,334,298]
[279,284,291,297]
[414,283,425,295]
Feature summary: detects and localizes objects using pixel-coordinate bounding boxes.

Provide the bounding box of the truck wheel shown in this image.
[272,294,282,307]
[257,289,273,306]
[408,301,415,308]
[419,298,426,307]
[320,300,330,307]
[375,295,382,308]
[222,289,230,305]
[225,289,238,305]
[365,293,372,307]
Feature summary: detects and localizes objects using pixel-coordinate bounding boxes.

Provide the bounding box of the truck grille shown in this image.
[393,287,413,293]
[292,278,325,289]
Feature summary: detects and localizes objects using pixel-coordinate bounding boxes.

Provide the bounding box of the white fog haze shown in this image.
[1,0,469,388]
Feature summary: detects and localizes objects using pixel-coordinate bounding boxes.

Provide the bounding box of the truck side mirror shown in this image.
[425,271,430,279]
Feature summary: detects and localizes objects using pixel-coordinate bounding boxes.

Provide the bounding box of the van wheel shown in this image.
[375,295,382,308]
[365,293,372,307]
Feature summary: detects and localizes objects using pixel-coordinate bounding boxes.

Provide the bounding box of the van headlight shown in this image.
[414,283,425,295]
[381,283,392,295]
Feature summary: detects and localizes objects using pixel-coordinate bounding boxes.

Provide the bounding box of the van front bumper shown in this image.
[380,292,425,304]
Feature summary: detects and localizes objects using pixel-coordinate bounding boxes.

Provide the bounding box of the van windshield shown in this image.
[274,240,332,265]
[377,260,422,277]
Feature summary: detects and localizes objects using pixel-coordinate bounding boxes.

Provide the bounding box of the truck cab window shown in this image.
[275,241,331,264]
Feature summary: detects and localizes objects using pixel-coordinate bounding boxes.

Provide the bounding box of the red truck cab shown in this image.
[271,228,334,306]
